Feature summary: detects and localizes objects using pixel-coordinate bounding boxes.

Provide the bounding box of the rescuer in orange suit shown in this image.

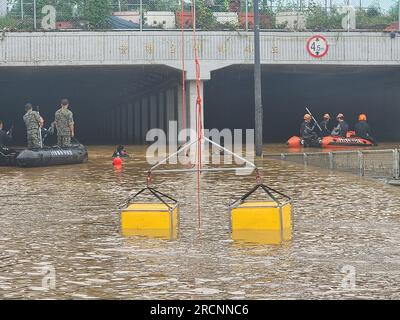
[355,114,377,144]
[331,113,349,137]
[319,113,331,137]
[300,114,319,147]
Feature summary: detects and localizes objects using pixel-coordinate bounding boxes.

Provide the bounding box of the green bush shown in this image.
[84,0,112,29]
[0,17,18,29]
[306,3,342,30]
[196,0,218,30]
[356,8,396,29]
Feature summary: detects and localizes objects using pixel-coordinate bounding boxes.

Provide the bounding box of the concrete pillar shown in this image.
[187,80,204,140]
[166,88,176,143]
[149,95,158,130]
[127,103,134,144]
[186,80,204,161]
[158,91,166,133]
[134,101,141,144]
[177,85,184,142]
[141,98,149,144]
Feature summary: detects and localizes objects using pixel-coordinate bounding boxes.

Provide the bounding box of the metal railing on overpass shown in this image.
[269,149,400,180]
[1,0,399,32]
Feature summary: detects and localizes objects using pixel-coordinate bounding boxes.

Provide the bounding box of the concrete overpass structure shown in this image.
[0,31,399,144]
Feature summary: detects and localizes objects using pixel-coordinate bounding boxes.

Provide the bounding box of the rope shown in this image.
[188,0,203,226]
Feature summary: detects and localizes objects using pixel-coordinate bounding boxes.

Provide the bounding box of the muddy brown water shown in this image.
[1,145,400,299]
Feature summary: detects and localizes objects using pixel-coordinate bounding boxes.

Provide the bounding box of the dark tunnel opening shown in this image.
[204,65,400,143]
[0,65,180,145]
[1,64,399,146]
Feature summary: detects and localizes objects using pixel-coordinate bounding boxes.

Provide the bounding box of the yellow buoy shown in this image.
[120,187,178,240]
[230,184,292,244]
[232,230,287,245]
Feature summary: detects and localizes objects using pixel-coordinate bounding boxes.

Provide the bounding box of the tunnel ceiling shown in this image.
[0,65,180,110]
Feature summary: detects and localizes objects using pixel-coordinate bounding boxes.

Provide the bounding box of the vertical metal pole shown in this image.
[329,152,334,169]
[245,0,248,31]
[398,0,400,32]
[21,0,23,20]
[193,0,196,31]
[140,0,143,31]
[358,151,364,176]
[254,0,263,157]
[33,0,36,30]
[303,153,308,166]
[393,149,399,179]
[118,0,121,12]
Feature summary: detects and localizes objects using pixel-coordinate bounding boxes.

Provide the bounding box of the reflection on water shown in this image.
[1,145,400,299]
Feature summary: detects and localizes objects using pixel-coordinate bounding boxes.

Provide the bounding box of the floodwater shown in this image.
[1,145,400,299]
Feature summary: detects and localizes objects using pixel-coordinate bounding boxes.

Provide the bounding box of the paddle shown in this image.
[306,107,322,132]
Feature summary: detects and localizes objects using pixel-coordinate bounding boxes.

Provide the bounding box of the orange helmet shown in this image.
[336,113,344,119]
[323,113,331,120]
[304,114,312,120]
[358,114,367,121]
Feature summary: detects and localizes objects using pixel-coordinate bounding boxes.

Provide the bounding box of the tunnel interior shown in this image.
[205,65,400,142]
[1,64,399,146]
[0,65,180,145]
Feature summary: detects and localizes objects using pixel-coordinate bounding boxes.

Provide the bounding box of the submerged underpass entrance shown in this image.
[1,64,399,146]
[205,65,400,143]
[0,65,181,145]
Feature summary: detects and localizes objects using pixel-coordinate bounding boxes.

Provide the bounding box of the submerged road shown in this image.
[1,145,400,299]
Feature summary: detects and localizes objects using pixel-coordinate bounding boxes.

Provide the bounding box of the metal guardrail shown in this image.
[271,149,400,179]
[1,0,399,32]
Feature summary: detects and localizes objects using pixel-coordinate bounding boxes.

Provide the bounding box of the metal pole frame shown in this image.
[149,136,257,174]
[245,0,248,31]
[254,0,263,157]
[398,0,400,32]
[393,149,399,179]
[33,0,36,30]
[140,0,143,32]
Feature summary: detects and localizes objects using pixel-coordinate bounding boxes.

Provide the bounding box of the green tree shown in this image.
[84,0,112,29]
[306,1,342,30]
[196,0,218,29]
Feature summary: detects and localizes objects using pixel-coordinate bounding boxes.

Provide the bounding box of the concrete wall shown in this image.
[0,32,399,72]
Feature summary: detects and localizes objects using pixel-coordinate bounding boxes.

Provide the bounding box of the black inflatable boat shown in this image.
[0,144,88,168]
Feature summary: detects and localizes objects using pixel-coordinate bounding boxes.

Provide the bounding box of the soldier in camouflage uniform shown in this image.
[23,103,42,149]
[55,99,74,147]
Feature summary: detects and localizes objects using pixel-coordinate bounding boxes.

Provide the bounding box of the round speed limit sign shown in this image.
[306,35,329,58]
